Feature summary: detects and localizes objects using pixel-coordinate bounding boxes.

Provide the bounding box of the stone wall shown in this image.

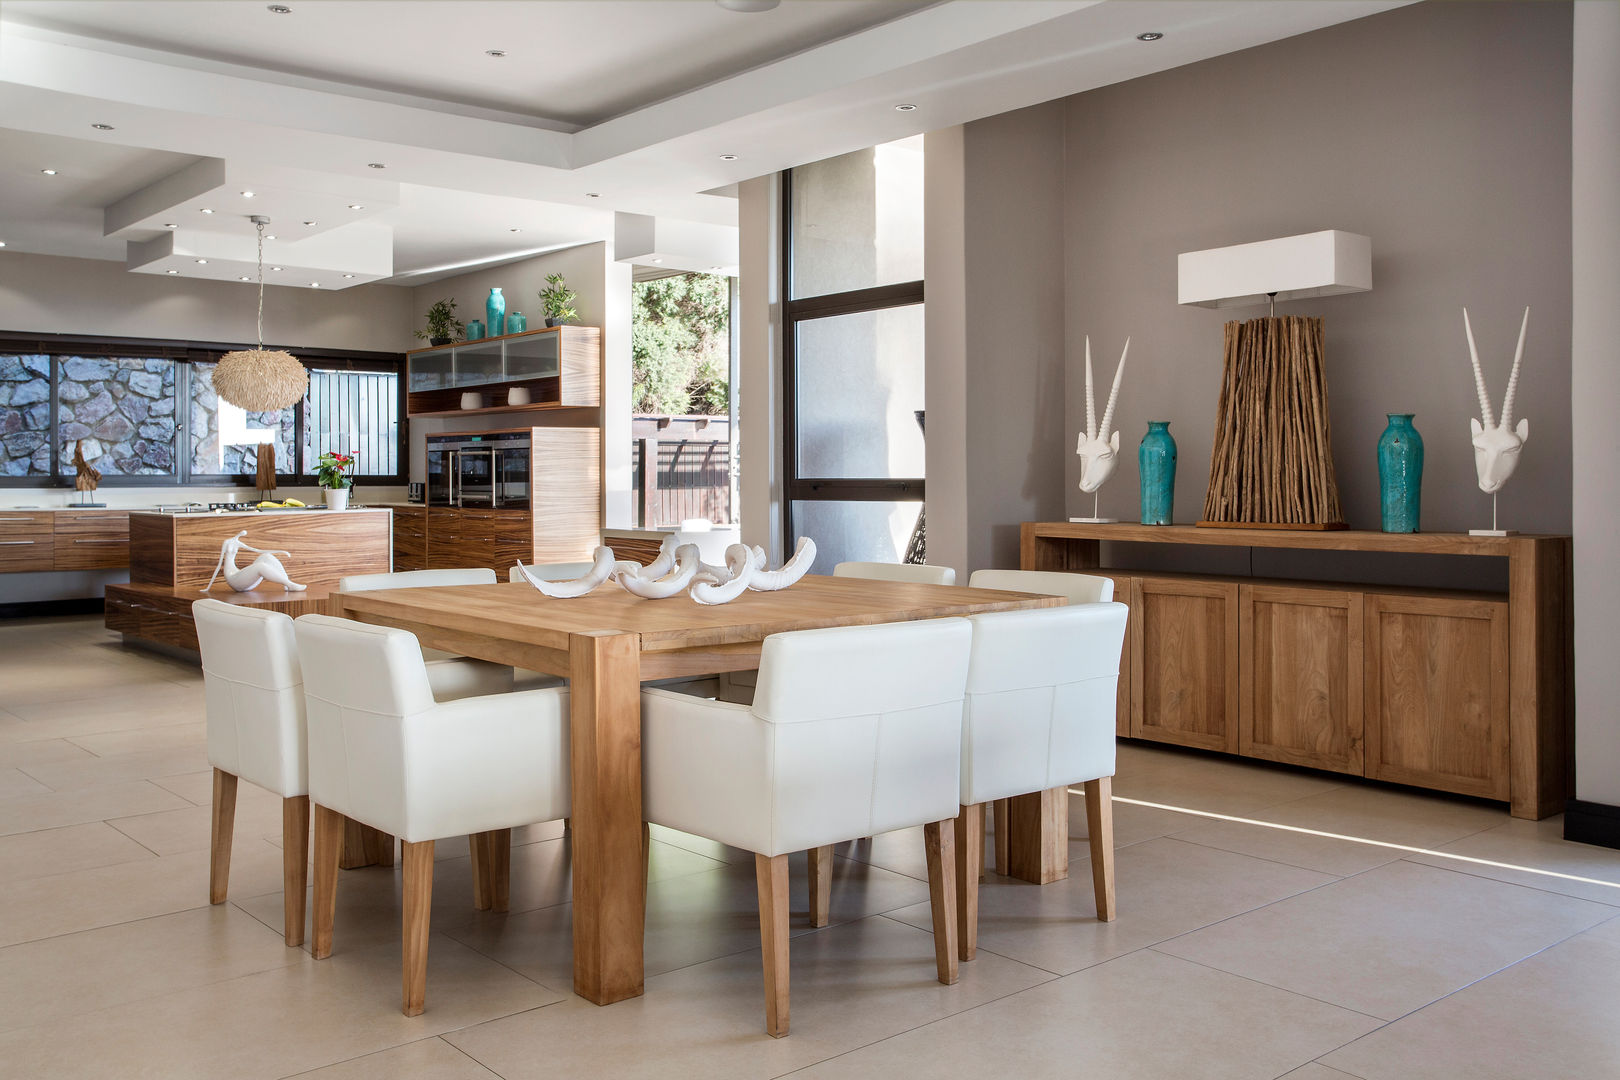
[0,354,51,475]
[55,357,177,476]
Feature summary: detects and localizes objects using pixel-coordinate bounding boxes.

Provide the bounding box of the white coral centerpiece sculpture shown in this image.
[514,535,816,605]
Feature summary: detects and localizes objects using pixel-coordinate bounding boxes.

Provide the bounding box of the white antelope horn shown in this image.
[1463,308,1495,429]
[1084,335,1096,439]
[516,546,616,598]
[1499,306,1529,429]
[746,537,817,591]
[617,544,700,599]
[1097,337,1129,441]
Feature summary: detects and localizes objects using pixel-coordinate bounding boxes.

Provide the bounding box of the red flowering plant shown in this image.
[316,451,357,491]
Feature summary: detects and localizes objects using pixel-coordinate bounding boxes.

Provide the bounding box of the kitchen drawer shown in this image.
[0,513,54,571]
[53,511,131,570]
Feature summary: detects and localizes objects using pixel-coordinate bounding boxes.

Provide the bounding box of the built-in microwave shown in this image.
[425,432,531,509]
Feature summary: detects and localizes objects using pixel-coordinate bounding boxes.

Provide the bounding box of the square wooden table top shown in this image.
[334,573,1063,677]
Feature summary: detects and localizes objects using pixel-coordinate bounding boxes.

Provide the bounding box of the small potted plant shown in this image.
[316,450,356,511]
[414,298,465,346]
[538,273,578,328]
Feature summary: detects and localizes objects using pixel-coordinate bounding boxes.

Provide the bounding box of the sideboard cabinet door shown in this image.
[1363,593,1509,799]
[1240,584,1364,775]
[1131,577,1240,752]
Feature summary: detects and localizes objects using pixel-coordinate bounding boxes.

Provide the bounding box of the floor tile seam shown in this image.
[872,913,1070,979]
[1162,831,1372,878]
[1395,851,1620,908]
[1143,945,1394,1025]
[0,844,156,885]
[271,1035,459,1079]
[100,815,170,858]
[1298,1061,1368,1080]
[425,929,574,999]
[1146,858,1383,953]
[12,764,60,792]
[1,894,225,951]
[1153,801,1504,856]
[437,1033,516,1080]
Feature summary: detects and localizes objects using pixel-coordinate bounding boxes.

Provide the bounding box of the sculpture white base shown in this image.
[1469,528,1516,537]
[1069,517,1120,524]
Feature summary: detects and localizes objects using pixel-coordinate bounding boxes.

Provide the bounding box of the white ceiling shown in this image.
[0,0,1411,288]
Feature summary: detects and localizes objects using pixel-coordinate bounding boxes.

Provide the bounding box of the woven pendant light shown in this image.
[213,215,308,411]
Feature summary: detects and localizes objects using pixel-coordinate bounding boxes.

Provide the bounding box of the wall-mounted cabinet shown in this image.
[406,325,600,417]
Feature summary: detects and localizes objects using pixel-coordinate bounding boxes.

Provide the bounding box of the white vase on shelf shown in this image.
[324,487,349,512]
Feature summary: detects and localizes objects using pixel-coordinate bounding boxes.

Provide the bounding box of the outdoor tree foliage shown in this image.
[631,273,730,415]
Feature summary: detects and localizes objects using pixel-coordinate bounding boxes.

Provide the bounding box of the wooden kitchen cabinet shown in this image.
[1131,576,1240,752]
[1363,591,1510,800]
[392,506,427,572]
[1240,583,1364,775]
[0,511,54,571]
[52,510,130,571]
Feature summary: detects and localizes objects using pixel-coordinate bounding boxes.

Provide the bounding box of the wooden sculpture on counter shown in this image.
[71,440,106,506]
[202,530,307,593]
[254,444,277,501]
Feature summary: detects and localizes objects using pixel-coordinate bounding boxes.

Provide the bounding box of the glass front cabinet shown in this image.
[405,325,601,416]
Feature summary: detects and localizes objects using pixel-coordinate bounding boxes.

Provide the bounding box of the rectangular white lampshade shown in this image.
[1178,230,1372,309]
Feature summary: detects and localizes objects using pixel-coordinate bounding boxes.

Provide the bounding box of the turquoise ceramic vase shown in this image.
[1377,413,1424,533]
[465,319,485,341]
[506,310,527,334]
[486,288,506,337]
[1139,421,1177,525]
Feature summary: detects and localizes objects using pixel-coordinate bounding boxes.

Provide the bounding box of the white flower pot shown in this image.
[324,487,350,511]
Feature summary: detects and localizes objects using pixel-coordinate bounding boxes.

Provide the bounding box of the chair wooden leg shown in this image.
[281,795,310,947]
[1084,776,1116,922]
[311,804,345,959]
[402,839,435,1017]
[992,798,1008,875]
[755,853,791,1038]
[954,804,982,961]
[807,845,834,928]
[923,818,959,986]
[487,828,511,913]
[469,833,491,911]
[376,832,396,868]
[209,768,238,904]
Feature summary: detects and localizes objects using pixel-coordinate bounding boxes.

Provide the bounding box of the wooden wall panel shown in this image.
[1132,577,1240,752]
[1240,584,1363,775]
[531,426,602,564]
[1364,593,1510,800]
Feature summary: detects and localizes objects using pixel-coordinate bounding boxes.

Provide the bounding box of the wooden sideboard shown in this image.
[1022,522,1571,822]
[0,509,131,572]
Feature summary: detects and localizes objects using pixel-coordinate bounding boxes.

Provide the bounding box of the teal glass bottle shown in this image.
[1377,413,1424,532]
[486,287,506,336]
[506,310,527,334]
[465,319,485,341]
[1139,421,1177,525]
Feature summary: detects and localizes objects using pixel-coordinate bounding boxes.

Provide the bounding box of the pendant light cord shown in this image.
[255,220,266,350]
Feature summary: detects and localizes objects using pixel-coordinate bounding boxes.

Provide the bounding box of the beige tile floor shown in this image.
[2,614,1619,1079]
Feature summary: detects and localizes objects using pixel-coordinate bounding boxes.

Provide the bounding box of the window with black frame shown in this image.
[0,335,404,487]
[782,136,926,570]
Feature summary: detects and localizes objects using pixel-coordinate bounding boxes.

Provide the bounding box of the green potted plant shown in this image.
[414,298,465,346]
[538,273,579,327]
[316,450,356,511]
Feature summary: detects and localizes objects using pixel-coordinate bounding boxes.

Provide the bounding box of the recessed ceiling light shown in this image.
[270,266,282,271]
[91,123,114,131]
[485,49,506,58]
[267,4,292,13]
[240,190,255,198]
[166,269,179,274]
[894,103,917,112]
[367,162,386,169]
[239,276,251,281]
[716,0,779,11]
[651,258,663,264]
[342,273,354,279]
[40,169,57,176]
[265,235,276,240]
[199,208,214,214]
[718,154,739,161]
[1137,31,1164,41]
[163,223,178,229]
[347,204,364,210]
[585,192,601,198]
[509,228,522,233]
[309,282,320,287]
[302,220,316,226]
[195,259,208,265]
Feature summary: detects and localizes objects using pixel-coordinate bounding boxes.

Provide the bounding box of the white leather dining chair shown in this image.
[293,613,571,1016]
[642,618,973,1037]
[832,561,957,586]
[966,568,1117,873]
[955,603,1128,960]
[194,598,519,947]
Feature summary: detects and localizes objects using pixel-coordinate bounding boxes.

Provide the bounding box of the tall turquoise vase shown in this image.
[486,287,506,337]
[1377,413,1424,533]
[1138,421,1177,525]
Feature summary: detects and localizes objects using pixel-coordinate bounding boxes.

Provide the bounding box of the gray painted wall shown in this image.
[1571,0,1620,806]
[1061,0,1572,541]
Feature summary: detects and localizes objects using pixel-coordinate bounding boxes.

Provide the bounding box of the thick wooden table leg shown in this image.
[992,798,1008,875]
[1004,787,1068,884]
[1083,777,1116,922]
[281,795,310,946]
[954,803,982,961]
[339,819,394,870]
[923,818,959,985]
[209,768,238,904]
[569,630,645,1005]
[487,828,511,913]
[807,845,834,928]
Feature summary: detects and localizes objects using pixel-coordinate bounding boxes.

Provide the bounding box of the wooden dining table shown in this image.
[333,572,1061,1005]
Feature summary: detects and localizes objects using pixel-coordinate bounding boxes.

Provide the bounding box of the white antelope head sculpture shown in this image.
[1463,307,1529,495]
[1075,335,1129,494]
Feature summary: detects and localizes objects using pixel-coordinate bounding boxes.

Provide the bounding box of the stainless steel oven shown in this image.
[425,432,531,508]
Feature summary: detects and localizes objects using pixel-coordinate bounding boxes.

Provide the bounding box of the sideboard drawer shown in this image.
[53,511,131,570]
[0,513,54,571]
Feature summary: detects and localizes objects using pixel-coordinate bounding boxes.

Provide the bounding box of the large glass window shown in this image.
[304,369,401,477]
[57,357,177,477]
[783,138,926,571]
[189,361,295,477]
[0,354,52,477]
